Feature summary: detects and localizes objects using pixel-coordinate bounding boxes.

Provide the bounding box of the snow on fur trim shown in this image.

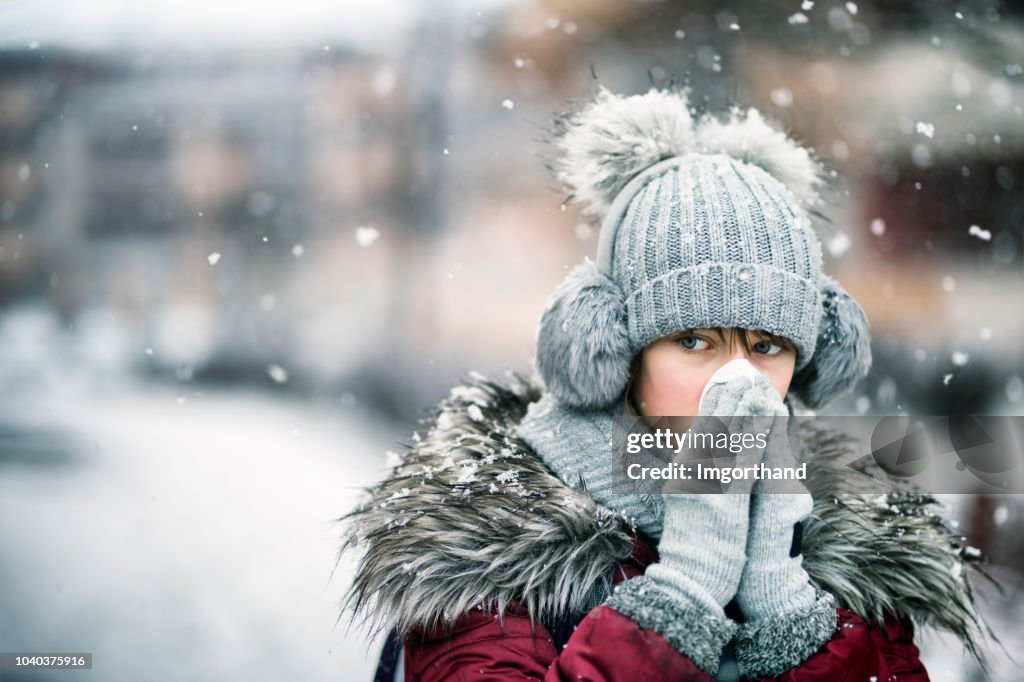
[337,373,636,639]
[553,86,695,217]
[534,260,632,409]
[697,107,824,206]
[791,276,872,409]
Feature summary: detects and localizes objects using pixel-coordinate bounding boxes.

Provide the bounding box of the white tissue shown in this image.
[697,358,763,413]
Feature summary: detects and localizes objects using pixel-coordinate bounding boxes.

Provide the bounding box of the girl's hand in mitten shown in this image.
[607,477,749,674]
[698,358,790,419]
[606,360,781,674]
[733,437,836,678]
[649,359,785,617]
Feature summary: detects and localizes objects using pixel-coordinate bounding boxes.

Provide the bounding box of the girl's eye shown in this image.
[678,335,709,351]
[753,340,783,356]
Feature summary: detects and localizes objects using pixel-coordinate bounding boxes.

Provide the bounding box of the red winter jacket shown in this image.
[402,536,929,682]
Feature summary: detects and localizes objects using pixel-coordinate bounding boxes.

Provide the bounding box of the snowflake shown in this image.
[496,470,520,485]
[456,466,480,485]
[355,226,380,247]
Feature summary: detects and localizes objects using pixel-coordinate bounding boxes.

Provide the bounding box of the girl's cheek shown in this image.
[648,370,709,416]
[685,367,721,414]
[770,373,792,400]
[757,356,797,400]
[675,380,706,416]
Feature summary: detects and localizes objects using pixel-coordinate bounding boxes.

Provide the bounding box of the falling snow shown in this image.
[827,232,851,257]
[267,364,289,383]
[770,87,793,108]
[968,224,992,241]
[355,226,380,247]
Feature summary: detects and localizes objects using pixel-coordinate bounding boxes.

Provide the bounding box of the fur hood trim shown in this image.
[337,374,987,657]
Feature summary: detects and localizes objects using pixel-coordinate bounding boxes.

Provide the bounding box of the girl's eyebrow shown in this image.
[678,328,727,342]
[754,330,795,348]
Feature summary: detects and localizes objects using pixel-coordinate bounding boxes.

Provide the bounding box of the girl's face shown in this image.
[631,328,796,418]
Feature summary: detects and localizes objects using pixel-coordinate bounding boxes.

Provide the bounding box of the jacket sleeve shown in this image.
[405,603,714,682]
[405,606,929,682]
[746,609,929,682]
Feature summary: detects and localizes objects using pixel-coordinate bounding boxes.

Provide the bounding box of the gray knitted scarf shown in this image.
[515,393,665,541]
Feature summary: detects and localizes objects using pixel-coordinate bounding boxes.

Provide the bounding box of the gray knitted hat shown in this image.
[535,87,871,410]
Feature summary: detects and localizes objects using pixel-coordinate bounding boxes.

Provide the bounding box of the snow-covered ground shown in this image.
[0,348,396,680]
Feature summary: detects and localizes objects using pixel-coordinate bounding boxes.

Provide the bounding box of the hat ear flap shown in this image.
[791,276,872,409]
[535,260,633,410]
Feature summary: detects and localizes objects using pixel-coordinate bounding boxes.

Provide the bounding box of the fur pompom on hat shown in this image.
[696,107,822,207]
[553,86,696,218]
[535,87,871,411]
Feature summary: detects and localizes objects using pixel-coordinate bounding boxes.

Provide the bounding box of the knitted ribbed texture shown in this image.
[646,492,750,613]
[601,154,824,368]
[737,492,820,620]
[735,378,821,624]
[515,393,665,540]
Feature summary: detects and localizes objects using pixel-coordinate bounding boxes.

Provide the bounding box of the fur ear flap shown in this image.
[791,277,872,409]
[535,260,633,410]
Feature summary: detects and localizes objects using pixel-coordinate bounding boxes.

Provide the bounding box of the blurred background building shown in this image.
[1,1,1022,680]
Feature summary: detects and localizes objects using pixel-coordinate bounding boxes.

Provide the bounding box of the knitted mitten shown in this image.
[606,490,748,674]
[606,362,774,675]
[734,400,837,678]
